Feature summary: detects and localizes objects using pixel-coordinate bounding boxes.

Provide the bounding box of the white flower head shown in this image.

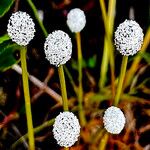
[44,30,72,67]
[103,106,126,134]
[53,112,80,147]
[114,19,144,56]
[7,11,35,46]
[67,8,86,33]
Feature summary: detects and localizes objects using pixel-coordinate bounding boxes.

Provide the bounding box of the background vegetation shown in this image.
[0,0,150,149]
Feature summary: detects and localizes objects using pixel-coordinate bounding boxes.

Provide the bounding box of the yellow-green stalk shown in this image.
[20,47,35,150]
[76,32,86,126]
[114,56,128,106]
[58,65,69,111]
[99,0,115,98]
[99,0,116,91]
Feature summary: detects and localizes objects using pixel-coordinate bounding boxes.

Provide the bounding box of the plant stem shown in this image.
[26,0,48,37]
[76,32,86,126]
[11,118,55,149]
[99,0,115,98]
[99,0,116,90]
[58,65,69,111]
[99,39,109,89]
[98,133,109,150]
[114,56,128,106]
[64,66,78,94]
[20,47,35,150]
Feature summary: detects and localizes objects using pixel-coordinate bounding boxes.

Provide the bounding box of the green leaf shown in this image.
[0,34,10,44]
[0,0,14,18]
[0,41,21,72]
[87,55,97,68]
[71,59,87,70]
[139,52,150,64]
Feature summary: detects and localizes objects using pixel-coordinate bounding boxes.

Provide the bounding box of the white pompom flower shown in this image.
[7,11,35,46]
[44,30,72,67]
[53,112,80,148]
[114,19,144,56]
[67,8,86,33]
[103,106,126,134]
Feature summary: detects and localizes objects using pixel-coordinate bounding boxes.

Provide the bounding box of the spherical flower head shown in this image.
[44,30,72,67]
[7,11,35,46]
[114,19,144,56]
[53,112,80,147]
[103,106,126,134]
[67,8,86,33]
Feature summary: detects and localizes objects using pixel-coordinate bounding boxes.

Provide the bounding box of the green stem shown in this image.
[11,118,55,149]
[99,38,109,89]
[26,0,48,37]
[114,56,128,106]
[99,0,116,90]
[98,132,109,150]
[58,65,69,111]
[99,0,115,98]
[64,66,78,94]
[76,32,86,126]
[20,47,35,150]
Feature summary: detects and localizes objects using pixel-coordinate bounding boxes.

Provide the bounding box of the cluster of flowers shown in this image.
[7,7,143,147]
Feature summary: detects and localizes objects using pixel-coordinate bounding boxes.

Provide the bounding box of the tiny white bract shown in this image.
[103,106,126,134]
[67,8,86,33]
[53,112,80,147]
[114,19,144,56]
[7,11,35,46]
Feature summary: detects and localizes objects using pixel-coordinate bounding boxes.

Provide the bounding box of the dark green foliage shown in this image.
[0,39,21,71]
[0,0,14,17]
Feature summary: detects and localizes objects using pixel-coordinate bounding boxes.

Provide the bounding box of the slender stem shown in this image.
[98,133,109,150]
[99,0,116,90]
[64,66,78,94]
[11,118,55,149]
[20,47,35,150]
[99,0,115,98]
[114,56,128,106]
[76,32,86,126]
[58,65,69,111]
[99,38,109,89]
[26,0,48,37]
